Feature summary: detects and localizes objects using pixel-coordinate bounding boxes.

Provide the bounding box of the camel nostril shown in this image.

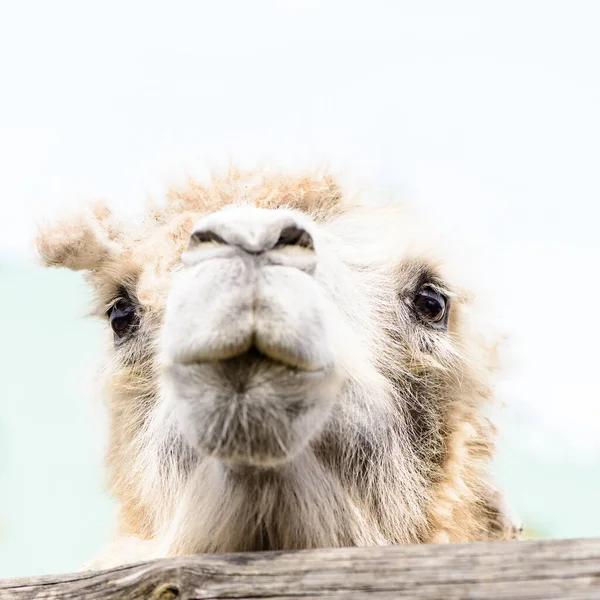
[275,225,314,250]
[187,214,315,257]
[189,230,228,247]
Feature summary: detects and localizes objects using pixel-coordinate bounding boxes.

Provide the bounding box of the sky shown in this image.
[1,1,600,572]
[2,1,599,257]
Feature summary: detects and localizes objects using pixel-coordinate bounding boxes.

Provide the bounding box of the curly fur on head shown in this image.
[37,200,124,271]
[36,167,519,569]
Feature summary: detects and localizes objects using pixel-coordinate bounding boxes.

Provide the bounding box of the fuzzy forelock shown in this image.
[35,168,346,274]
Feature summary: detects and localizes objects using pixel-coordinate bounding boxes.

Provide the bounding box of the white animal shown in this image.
[36,169,518,568]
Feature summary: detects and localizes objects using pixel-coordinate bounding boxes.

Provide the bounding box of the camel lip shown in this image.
[170,344,329,375]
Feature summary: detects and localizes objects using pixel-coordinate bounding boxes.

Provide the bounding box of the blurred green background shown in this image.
[0,262,113,577]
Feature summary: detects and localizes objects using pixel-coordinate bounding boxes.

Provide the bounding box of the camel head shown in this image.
[36,169,517,561]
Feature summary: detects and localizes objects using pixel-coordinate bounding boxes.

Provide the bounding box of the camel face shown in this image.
[36,170,518,563]
[162,206,341,467]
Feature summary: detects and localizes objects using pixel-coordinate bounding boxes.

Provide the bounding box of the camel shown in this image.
[35,168,519,568]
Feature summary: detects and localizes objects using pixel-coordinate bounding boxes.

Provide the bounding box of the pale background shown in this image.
[1,1,599,577]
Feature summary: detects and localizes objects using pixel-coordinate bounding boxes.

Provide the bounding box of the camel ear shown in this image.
[35,200,122,271]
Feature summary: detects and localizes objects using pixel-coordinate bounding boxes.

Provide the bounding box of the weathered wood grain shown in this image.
[2,538,600,600]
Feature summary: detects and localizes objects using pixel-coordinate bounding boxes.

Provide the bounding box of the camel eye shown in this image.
[108,298,139,341]
[414,286,447,324]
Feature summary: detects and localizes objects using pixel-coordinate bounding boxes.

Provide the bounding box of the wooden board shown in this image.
[2,538,600,599]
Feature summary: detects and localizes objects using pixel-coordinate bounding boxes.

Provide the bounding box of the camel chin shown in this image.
[165,353,339,468]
